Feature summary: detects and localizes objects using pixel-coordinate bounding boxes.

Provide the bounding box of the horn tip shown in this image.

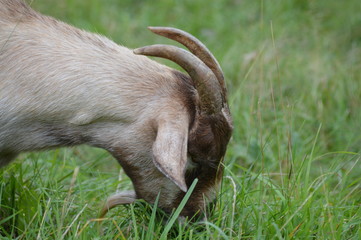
[133,48,143,55]
[148,26,175,34]
[148,26,160,32]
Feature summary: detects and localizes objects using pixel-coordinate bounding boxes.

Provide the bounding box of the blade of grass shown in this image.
[61,203,88,239]
[130,203,139,239]
[36,198,51,240]
[159,178,198,240]
[280,173,330,232]
[305,123,322,188]
[145,192,160,240]
[197,221,229,240]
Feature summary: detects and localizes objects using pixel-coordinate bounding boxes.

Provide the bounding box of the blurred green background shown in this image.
[1,0,361,238]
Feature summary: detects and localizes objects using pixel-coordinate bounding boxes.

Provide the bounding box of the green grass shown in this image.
[1,0,361,239]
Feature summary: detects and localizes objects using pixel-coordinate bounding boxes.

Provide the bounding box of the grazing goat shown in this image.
[0,0,233,218]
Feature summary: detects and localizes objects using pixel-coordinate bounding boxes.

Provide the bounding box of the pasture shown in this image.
[1,0,360,239]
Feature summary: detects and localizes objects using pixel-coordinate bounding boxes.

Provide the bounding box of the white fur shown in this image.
[0,2,183,159]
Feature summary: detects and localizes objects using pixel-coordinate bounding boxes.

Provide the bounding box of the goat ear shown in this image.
[152,116,189,192]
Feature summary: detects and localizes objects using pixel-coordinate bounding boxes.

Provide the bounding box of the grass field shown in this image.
[1,0,361,239]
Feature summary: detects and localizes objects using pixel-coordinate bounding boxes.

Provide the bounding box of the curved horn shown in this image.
[99,190,136,218]
[134,44,222,114]
[147,27,227,100]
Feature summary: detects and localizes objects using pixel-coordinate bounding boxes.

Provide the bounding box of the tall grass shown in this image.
[1,0,360,238]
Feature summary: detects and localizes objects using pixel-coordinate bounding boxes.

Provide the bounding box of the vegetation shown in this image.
[1,0,360,238]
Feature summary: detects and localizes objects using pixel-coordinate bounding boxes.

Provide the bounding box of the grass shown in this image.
[1,0,361,239]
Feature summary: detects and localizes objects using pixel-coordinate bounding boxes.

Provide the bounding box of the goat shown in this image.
[0,0,233,218]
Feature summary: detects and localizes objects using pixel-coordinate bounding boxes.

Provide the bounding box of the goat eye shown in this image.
[187,155,200,169]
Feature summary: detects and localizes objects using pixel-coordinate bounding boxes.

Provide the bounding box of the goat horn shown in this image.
[134,44,222,114]
[147,26,227,101]
[99,190,136,218]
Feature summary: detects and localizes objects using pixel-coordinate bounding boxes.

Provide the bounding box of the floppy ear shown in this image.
[152,114,189,192]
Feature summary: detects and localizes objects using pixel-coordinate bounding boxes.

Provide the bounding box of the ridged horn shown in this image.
[147,26,227,101]
[134,44,222,114]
